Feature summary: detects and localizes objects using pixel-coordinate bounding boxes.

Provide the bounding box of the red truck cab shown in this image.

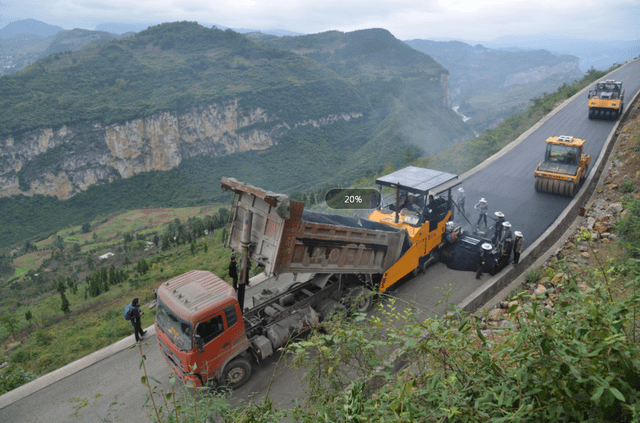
[155,270,250,388]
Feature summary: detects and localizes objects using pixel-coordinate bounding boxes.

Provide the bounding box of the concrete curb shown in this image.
[457,59,640,314]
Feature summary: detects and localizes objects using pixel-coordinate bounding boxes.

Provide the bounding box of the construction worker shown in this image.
[474,198,488,229]
[499,222,513,268]
[456,187,466,215]
[444,221,457,243]
[501,221,513,245]
[476,243,493,279]
[490,211,505,245]
[513,231,525,265]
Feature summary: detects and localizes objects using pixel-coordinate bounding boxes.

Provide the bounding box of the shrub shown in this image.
[0,364,36,395]
[617,199,640,252]
[621,180,637,193]
[525,267,543,284]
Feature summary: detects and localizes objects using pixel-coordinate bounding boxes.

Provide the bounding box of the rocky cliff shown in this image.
[0,100,362,200]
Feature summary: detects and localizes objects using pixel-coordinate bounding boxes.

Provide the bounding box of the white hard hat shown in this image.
[480,198,486,203]
[503,221,511,228]
[495,211,504,218]
[482,243,492,251]
[458,187,464,192]
[515,231,523,237]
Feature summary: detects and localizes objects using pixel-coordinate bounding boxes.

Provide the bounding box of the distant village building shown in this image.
[99,252,114,260]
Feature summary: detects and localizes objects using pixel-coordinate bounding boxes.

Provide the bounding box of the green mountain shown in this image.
[404,39,584,132]
[251,29,475,155]
[0,22,473,249]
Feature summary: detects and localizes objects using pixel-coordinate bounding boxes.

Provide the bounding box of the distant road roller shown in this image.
[588,79,624,120]
[534,135,591,197]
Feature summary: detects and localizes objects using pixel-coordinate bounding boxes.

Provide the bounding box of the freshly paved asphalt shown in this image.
[1,59,639,423]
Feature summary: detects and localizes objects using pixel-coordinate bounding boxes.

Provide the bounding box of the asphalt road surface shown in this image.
[1,59,639,423]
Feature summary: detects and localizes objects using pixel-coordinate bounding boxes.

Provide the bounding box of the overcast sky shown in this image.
[1,0,639,42]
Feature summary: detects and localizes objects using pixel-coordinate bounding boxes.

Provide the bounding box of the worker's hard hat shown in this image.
[445,221,454,231]
[515,231,523,237]
[482,243,492,251]
[480,198,486,203]
[503,221,511,228]
[495,211,504,218]
[458,187,464,192]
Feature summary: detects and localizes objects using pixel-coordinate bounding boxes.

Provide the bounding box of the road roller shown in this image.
[588,79,624,120]
[534,135,591,197]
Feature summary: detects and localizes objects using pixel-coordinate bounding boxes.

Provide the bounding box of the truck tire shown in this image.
[223,357,252,389]
[316,298,347,322]
[344,287,374,313]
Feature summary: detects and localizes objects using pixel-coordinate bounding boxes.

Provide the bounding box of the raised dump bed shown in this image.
[221,177,408,277]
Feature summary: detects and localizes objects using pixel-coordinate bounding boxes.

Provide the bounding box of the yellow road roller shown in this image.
[534,135,591,197]
[588,79,624,120]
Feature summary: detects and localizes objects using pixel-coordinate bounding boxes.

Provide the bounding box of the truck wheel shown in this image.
[223,357,252,389]
[345,287,374,313]
[316,299,347,322]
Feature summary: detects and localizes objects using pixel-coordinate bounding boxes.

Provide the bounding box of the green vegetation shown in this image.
[617,199,640,253]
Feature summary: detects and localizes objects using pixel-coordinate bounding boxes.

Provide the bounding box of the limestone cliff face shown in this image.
[503,59,580,87]
[0,100,362,200]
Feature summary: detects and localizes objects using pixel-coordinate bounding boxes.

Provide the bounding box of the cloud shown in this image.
[2,0,639,41]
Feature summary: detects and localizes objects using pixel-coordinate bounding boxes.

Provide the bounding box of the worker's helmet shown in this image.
[481,243,492,251]
[458,187,464,192]
[445,221,454,232]
[503,221,511,228]
[495,211,504,218]
[515,231,523,237]
[480,198,486,203]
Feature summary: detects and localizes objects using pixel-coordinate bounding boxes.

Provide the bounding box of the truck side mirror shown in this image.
[194,334,204,353]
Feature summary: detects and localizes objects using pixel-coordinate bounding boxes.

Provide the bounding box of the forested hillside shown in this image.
[0,22,473,249]
[252,28,475,155]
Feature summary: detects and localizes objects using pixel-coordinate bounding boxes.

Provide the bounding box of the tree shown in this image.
[24,311,32,329]
[137,259,149,275]
[190,241,196,256]
[81,223,91,233]
[60,292,70,314]
[108,264,116,285]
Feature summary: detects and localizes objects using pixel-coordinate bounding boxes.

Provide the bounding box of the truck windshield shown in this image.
[156,298,193,352]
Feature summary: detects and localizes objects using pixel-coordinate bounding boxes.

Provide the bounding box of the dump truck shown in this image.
[588,79,625,120]
[155,167,461,389]
[534,135,591,197]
